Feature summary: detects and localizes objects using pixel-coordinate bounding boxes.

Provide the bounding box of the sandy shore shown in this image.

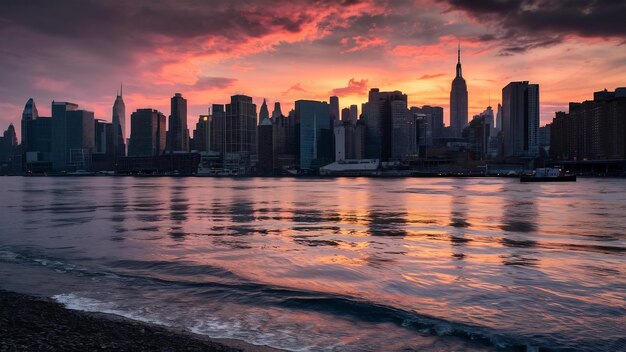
[0,290,284,352]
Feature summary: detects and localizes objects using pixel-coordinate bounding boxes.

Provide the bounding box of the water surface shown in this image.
[0,177,624,351]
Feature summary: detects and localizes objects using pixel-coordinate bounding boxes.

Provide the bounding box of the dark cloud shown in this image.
[282,83,307,96]
[440,0,626,53]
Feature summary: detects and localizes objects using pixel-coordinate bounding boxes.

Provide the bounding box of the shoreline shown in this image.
[0,289,284,352]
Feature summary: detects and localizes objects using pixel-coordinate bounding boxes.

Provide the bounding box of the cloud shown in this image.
[282,83,307,96]
[191,77,238,90]
[439,0,626,54]
[331,78,369,96]
[418,74,445,80]
[340,35,387,53]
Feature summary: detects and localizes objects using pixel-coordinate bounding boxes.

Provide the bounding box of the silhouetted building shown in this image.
[94,119,113,155]
[391,100,415,160]
[464,115,490,160]
[20,98,38,166]
[495,103,502,133]
[341,107,350,122]
[258,117,273,174]
[0,124,18,170]
[21,99,52,172]
[51,102,95,171]
[112,86,126,156]
[450,44,468,137]
[223,95,257,174]
[193,114,214,153]
[363,88,407,161]
[350,105,358,124]
[272,108,298,172]
[502,81,540,157]
[329,96,339,123]
[272,102,283,119]
[550,88,626,160]
[296,100,332,170]
[259,99,270,121]
[166,93,189,152]
[128,109,166,157]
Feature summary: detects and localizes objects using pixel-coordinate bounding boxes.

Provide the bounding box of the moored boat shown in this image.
[520,168,576,182]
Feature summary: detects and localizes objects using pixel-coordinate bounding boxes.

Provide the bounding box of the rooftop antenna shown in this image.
[120,82,123,97]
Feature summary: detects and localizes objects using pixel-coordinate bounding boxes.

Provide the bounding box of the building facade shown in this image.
[450,45,468,138]
[502,81,540,157]
[128,109,166,157]
[166,93,189,152]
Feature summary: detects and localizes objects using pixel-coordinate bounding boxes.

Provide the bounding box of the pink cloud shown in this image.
[331,78,369,96]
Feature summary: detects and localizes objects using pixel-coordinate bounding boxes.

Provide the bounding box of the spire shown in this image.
[455,41,463,78]
[120,82,123,97]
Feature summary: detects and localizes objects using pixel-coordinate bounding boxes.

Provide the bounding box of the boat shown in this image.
[520,168,576,182]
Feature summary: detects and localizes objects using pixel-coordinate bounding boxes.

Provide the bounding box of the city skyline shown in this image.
[1,1,625,136]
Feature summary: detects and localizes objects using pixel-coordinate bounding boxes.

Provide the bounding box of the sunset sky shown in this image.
[1,0,624,135]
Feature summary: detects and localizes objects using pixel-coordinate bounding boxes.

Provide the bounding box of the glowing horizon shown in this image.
[1,0,624,136]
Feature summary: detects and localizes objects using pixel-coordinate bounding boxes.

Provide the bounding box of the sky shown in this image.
[1,0,625,136]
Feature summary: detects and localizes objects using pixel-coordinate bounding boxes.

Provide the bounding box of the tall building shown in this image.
[450,44,468,137]
[329,96,340,123]
[50,102,95,171]
[128,109,166,157]
[223,95,257,174]
[259,99,270,121]
[166,93,189,152]
[502,81,540,157]
[341,107,350,122]
[412,105,444,142]
[0,124,18,161]
[363,88,407,160]
[296,100,332,170]
[272,108,298,172]
[94,119,113,155]
[193,114,214,153]
[112,86,126,156]
[479,105,495,137]
[258,117,274,174]
[391,100,415,160]
[495,103,503,133]
[20,98,38,165]
[349,105,358,124]
[550,88,626,161]
[272,102,283,119]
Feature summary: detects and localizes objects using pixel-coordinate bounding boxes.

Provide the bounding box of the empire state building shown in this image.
[450,44,468,137]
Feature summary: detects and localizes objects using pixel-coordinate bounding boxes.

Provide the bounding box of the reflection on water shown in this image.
[0,177,625,352]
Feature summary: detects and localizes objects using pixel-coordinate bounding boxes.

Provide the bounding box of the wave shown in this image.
[0,247,608,352]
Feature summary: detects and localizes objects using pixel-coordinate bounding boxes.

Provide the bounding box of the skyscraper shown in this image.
[363,88,407,160]
[258,116,273,175]
[20,98,39,168]
[349,105,358,124]
[296,100,331,170]
[450,43,468,137]
[502,81,540,157]
[495,103,503,133]
[166,93,189,152]
[112,85,126,156]
[391,100,415,160]
[259,99,270,121]
[128,109,166,157]
[223,95,257,174]
[50,102,95,171]
[329,96,339,123]
[272,102,283,119]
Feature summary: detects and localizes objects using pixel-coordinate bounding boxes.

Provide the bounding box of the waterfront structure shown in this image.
[502,81,540,157]
[128,109,166,157]
[166,93,189,153]
[0,124,18,165]
[363,88,407,161]
[51,102,95,171]
[20,98,38,166]
[112,87,126,156]
[21,99,53,172]
[296,100,332,170]
[450,44,468,138]
[550,88,626,161]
